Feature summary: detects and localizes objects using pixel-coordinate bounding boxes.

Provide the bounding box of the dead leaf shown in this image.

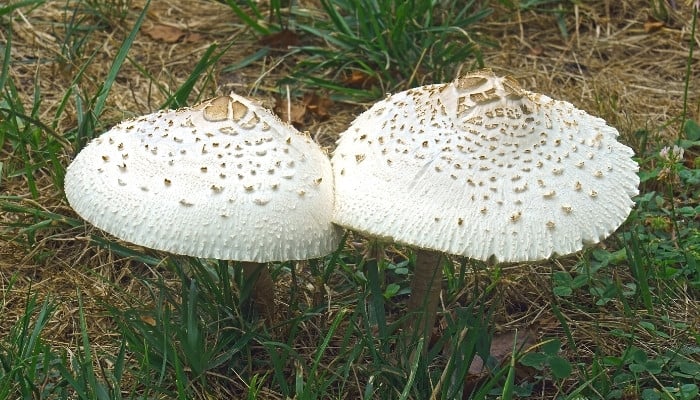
[529,45,545,57]
[142,24,203,43]
[302,92,333,121]
[143,24,187,43]
[259,29,300,49]
[643,18,666,33]
[273,92,333,128]
[184,32,204,43]
[342,70,377,89]
[464,329,537,396]
[274,96,307,127]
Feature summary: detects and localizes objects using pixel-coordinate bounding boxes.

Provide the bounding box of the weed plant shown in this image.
[0,0,699,399]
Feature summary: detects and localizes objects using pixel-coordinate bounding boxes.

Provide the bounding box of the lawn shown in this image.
[1,0,699,399]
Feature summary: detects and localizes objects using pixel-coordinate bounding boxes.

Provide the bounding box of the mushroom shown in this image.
[65,93,343,321]
[331,69,639,346]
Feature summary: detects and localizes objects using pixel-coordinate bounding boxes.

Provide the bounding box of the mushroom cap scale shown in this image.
[65,93,342,263]
[332,69,639,263]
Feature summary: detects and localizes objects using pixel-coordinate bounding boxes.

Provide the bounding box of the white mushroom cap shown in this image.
[332,69,639,263]
[65,93,342,263]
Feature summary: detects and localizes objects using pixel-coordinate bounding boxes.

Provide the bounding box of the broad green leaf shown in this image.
[684,119,700,141]
[549,356,572,379]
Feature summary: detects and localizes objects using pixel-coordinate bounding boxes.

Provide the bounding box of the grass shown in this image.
[1,0,699,399]
[224,0,493,101]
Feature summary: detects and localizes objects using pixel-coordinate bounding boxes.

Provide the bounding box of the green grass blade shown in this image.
[0,28,10,92]
[624,231,654,312]
[398,338,423,400]
[171,348,189,400]
[0,0,44,17]
[222,47,270,73]
[53,50,100,134]
[183,279,203,376]
[223,0,270,35]
[310,308,347,378]
[319,0,354,37]
[681,5,697,137]
[365,257,388,342]
[91,0,151,120]
[110,339,127,395]
[500,335,517,400]
[162,43,222,108]
[77,290,100,400]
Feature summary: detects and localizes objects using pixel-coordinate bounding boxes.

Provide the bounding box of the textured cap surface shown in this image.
[332,69,639,262]
[65,93,342,262]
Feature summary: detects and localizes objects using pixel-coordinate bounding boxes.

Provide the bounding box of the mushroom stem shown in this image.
[405,249,445,350]
[241,262,277,323]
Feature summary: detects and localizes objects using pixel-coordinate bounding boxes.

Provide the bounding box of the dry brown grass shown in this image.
[482,2,699,136]
[1,0,699,398]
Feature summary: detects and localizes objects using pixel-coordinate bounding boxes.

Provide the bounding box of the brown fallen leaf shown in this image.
[183,32,204,43]
[529,45,545,57]
[273,92,333,128]
[342,70,378,89]
[142,24,203,43]
[464,328,537,397]
[143,24,187,43]
[274,95,307,127]
[259,29,300,49]
[303,92,333,121]
[140,315,156,326]
[643,17,666,33]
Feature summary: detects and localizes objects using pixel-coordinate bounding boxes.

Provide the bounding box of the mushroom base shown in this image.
[241,262,277,324]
